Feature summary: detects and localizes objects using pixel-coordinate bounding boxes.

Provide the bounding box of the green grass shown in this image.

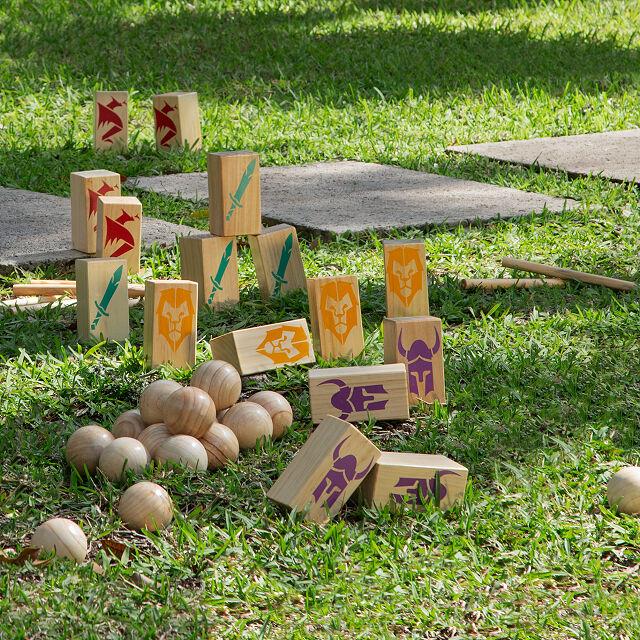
[3,0,640,638]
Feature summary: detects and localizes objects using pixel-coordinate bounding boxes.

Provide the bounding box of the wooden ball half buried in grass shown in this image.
[156,435,208,472]
[248,391,293,440]
[199,422,239,470]
[30,518,88,562]
[190,360,241,410]
[98,437,150,483]
[138,423,172,460]
[139,379,182,426]
[608,466,640,514]
[163,386,216,438]
[118,481,173,532]
[221,401,273,450]
[112,409,146,439]
[65,425,114,476]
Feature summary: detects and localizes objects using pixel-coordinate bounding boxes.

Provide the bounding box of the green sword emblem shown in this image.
[271,232,293,296]
[91,264,124,330]
[226,158,256,221]
[208,241,233,304]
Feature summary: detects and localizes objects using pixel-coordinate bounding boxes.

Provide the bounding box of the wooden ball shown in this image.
[156,435,208,472]
[138,423,172,460]
[191,360,241,410]
[163,386,217,438]
[221,401,273,450]
[119,481,173,531]
[139,379,182,425]
[199,423,239,470]
[30,518,87,562]
[65,425,114,476]
[608,466,640,514]
[112,409,146,439]
[217,408,230,422]
[248,391,293,440]
[98,437,150,482]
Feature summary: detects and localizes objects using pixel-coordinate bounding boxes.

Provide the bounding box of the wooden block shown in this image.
[94,91,128,151]
[208,151,261,237]
[76,258,129,341]
[143,280,198,368]
[152,92,202,150]
[210,318,315,375]
[383,239,429,317]
[248,224,306,299]
[70,170,121,253]
[308,364,409,424]
[96,196,142,274]
[383,316,445,405]
[307,275,364,360]
[267,415,382,523]
[359,452,467,510]
[179,234,239,308]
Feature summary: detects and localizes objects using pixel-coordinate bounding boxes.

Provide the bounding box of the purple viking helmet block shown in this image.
[397,327,441,398]
[319,379,389,419]
[391,470,460,505]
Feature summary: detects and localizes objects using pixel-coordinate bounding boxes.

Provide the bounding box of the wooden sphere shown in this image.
[199,423,240,470]
[118,481,173,532]
[608,466,640,514]
[112,409,146,439]
[221,401,273,450]
[248,391,293,440]
[65,425,114,476]
[217,408,230,422]
[156,435,208,472]
[98,437,150,482]
[191,360,241,410]
[138,423,172,460]
[139,379,182,425]
[163,386,217,438]
[30,518,87,562]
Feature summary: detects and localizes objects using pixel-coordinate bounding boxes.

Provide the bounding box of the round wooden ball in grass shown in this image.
[199,423,239,470]
[248,391,293,440]
[30,518,88,562]
[98,437,150,482]
[118,481,173,532]
[221,401,273,450]
[608,466,640,514]
[65,425,114,476]
[138,423,172,460]
[139,379,182,426]
[191,360,241,410]
[163,386,217,438]
[156,435,208,472]
[112,409,146,439]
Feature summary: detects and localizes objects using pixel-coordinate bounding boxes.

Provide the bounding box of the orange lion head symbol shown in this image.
[387,247,424,306]
[156,287,195,352]
[319,280,358,345]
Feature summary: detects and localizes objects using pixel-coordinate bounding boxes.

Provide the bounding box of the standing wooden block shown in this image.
[70,170,121,253]
[96,196,142,274]
[210,319,315,375]
[208,151,261,237]
[179,234,239,308]
[308,364,409,424]
[307,275,364,360]
[383,316,445,405]
[267,415,382,523]
[383,239,429,317]
[152,92,202,150]
[359,452,467,510]
[94,91,128,151]
[143,280,198,368]
[76,258,129,341]
[248,224,306,299]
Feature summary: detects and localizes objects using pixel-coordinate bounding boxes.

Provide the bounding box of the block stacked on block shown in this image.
[383,239,429,317]
[152,92,202,150]
[94,91,128,151]
[96,196,142,274]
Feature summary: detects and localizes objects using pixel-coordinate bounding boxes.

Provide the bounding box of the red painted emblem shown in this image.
[96,96,126,144]
[154,101,177,146]
[104,208,138,257]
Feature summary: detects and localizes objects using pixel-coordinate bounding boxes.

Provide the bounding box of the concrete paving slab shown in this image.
[447,129,640,183]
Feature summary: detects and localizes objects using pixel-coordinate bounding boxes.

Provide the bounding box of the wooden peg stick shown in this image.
[461,278,566,290]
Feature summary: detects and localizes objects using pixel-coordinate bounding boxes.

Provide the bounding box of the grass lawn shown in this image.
[2,0,640,637]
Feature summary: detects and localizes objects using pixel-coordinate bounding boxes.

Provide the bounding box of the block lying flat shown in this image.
[447,129,640,183]
[129,161,577,236]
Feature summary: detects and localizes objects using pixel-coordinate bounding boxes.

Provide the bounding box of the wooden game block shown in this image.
[143,280,198,368]
[308,364,409,424]
[248,224,306,299]
[208,151,261,237]
[383,315,445,405]
[94,91,128,151]
[76,258,129,341]
[267,415,382,523]
[96,196,142,274]
[383,239,429,317]
[307,275,365,360]
[359,452,467,511]
[70,170,121,253]
[152,92,202,150]
[210,319,315,375]
[179,234,239,308]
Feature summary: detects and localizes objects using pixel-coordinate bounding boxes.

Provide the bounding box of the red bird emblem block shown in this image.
[104,208,138,257]
[96,97,126,144]
[154,102,177,146]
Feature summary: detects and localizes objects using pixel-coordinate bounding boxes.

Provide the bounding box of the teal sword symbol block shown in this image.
[226,158,256,221]
[91,264,124,330]
[208,240,234,304]
[271,232,293,296]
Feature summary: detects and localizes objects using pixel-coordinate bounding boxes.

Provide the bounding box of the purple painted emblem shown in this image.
[319,379,389,420]
[391,470,459,506]
[397,327,441,399]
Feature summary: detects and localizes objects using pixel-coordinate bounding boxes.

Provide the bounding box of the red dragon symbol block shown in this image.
[94,91,128,150]
[96,196,142,274]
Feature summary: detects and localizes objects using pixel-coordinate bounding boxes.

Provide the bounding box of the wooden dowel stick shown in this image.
[461,278,566,290]
[13,283,146,298]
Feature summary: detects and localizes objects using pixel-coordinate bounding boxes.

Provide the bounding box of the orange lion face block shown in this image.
[387,247,424,306]
[319,280,359,345]
[156,288,196,352]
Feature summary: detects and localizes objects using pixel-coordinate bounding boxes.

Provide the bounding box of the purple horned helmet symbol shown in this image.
[397,326,441,399]
[312,436,375,510]
[319,379,389,420]
[391,470,460,506]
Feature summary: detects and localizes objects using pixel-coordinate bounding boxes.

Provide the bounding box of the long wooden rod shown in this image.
[461,278,566,290]
[13,282,146,298]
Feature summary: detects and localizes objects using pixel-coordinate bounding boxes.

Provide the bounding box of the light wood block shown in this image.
[143,280,198,368]
[383,239,429,317]
[307,275,365,360]
[383,315,445,405]
[70,170,121,253]
[309,364,409,424]
[248,224,306,299]
[210,318,315,375]
[94,91,128,151]
[208,151,261,237]
[96,196,142,274]
[179,234,239,308]
[359,452,467,510]
[76,258,129,341]
[152,92,202,150]
[267,415,382,523]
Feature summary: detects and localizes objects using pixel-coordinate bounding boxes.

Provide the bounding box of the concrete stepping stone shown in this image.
[447,129,640,183]
[129,161,578,236]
